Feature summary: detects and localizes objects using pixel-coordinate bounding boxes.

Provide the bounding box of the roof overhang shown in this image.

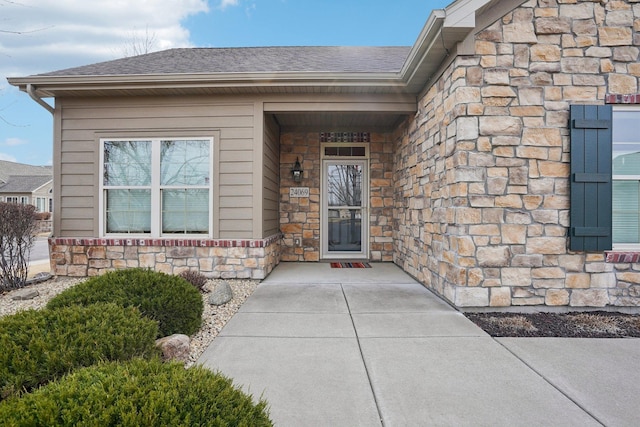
[7,0,518,100]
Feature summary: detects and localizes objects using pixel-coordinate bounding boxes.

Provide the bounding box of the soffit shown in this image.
[272,112,408,132]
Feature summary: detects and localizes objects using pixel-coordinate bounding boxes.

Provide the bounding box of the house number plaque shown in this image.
[290,187,310,198]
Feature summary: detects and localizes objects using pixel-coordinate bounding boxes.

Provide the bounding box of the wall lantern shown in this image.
[291,157,303,182]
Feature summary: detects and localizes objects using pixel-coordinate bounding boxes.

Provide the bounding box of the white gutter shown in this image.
[26,84,54,115]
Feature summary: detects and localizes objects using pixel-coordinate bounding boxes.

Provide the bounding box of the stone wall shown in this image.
[279,132,395,262]
[394,0,640,308]
[49,235,282,280]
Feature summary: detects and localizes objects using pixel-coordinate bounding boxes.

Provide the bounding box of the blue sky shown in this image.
[1,0,450,166]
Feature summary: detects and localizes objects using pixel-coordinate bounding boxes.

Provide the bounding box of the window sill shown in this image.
[606,251,640,263]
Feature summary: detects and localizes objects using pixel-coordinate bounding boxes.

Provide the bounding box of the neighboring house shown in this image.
[8,0,640,309]
[0,160,53,214]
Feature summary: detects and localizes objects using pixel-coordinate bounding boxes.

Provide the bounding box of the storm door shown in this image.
[321,159,368,259]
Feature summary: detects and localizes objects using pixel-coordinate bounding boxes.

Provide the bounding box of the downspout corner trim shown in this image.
[27,84,54,115]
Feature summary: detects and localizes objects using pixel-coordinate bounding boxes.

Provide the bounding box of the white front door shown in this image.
[321,159,368,259]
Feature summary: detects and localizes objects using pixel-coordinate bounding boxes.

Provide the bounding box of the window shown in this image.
[101,138,213,237]
[20,196,28,204]
[613,107,640,246]
[36,197,48,212]
[5,197,18,203]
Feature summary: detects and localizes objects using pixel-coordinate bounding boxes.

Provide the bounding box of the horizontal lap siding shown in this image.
[58,97,255,238]
[263,115,280,237]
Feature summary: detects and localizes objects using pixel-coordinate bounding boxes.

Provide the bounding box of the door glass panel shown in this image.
[328,209,362,252]
[324,160,366,257]
[327,164,362,207]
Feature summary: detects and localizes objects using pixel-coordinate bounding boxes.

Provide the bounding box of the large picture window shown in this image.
[101,138,212,237]
[613,108,640,246]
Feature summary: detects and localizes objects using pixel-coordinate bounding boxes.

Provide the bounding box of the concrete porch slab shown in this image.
[359,337,601,427]
[352,312,487,338]
[219,312,356,338]
[238,283,348,313]
[263,262,418,284]
[498,338,640,427]
[342,282,452,313]
[198,336,382,427]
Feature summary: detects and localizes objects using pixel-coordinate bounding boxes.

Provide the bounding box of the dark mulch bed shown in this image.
[465,311,640,338]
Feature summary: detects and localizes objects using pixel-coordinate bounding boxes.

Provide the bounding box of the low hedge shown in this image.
[0,358,273,426]
[47,268,203,337]
[0,303,158,400]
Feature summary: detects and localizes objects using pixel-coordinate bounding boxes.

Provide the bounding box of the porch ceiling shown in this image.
[272,112,409,132]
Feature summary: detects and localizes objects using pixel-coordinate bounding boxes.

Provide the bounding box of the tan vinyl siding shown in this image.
[262,114,280,237]
[57,96,255,238]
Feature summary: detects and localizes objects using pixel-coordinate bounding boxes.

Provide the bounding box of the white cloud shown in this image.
[3,137,27,147]
[220,0,240,9]
[0,152,17,162]
[0,0,209,79]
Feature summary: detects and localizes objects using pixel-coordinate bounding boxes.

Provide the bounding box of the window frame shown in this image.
[612,105,640,250]
[99,137,215,238]
[36,197,47,213]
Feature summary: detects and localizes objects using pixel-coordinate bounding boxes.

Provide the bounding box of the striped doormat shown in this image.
[330,262,371,268]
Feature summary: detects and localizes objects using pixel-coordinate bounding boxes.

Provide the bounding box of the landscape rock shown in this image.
[25,272,52,285]
[156,334,190,362]
[208,280,233,306]
[11,288,40,300]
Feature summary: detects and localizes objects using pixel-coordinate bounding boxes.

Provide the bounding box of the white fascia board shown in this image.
[8,71,404,94]
[444,0,492,28]
[32,180,53,194]
[399,9,446,80]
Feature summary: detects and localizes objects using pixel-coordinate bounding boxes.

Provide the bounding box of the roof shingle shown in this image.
[37,46,411,77]
[0,175,52,193]
[0,160,51,184]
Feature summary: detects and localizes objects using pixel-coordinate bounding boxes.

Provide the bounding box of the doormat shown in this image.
[330,262,371,268]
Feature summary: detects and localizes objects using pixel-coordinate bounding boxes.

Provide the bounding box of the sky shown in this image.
[0,0,451,166]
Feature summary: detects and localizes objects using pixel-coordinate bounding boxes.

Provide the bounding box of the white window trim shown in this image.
[612,106,640,250]
[321,142,370,159]
[99,137,214,238]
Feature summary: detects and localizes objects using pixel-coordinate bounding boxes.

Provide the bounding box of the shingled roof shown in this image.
[9,0,506,97]
[0,175,52,193]
[0,160,51,184]
[38,46,412,77]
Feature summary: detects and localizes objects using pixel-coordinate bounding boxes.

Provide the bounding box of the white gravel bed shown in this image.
[0,276,258,368]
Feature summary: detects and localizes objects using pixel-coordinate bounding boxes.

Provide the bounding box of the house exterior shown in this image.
[0,160,53,214]
[8,0,640,309]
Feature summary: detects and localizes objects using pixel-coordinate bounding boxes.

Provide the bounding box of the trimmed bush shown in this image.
[179,269,208,291]
[0,202,38,291]
[0,358,273,426]
[0,303,158,400]
[47,268,203,337]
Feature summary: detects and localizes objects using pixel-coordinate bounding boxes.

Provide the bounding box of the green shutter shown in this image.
[569,105,613,251]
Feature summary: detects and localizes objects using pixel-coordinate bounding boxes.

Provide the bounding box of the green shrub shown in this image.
[179,269,208,291]
[0,303,158,400]
[47,268,203,337]
[0,358,272,426]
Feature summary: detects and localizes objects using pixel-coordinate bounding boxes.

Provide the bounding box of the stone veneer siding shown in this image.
[279,132,395,262]
[49,235,282,280]
[394,0,640,308]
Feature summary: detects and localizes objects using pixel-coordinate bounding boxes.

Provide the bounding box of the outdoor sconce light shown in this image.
[291,157,303,182]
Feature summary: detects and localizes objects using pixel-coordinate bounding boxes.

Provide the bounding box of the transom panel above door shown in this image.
[321,144,369,260]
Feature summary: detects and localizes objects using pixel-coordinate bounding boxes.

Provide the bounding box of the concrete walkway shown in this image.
[198,263,640,427]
